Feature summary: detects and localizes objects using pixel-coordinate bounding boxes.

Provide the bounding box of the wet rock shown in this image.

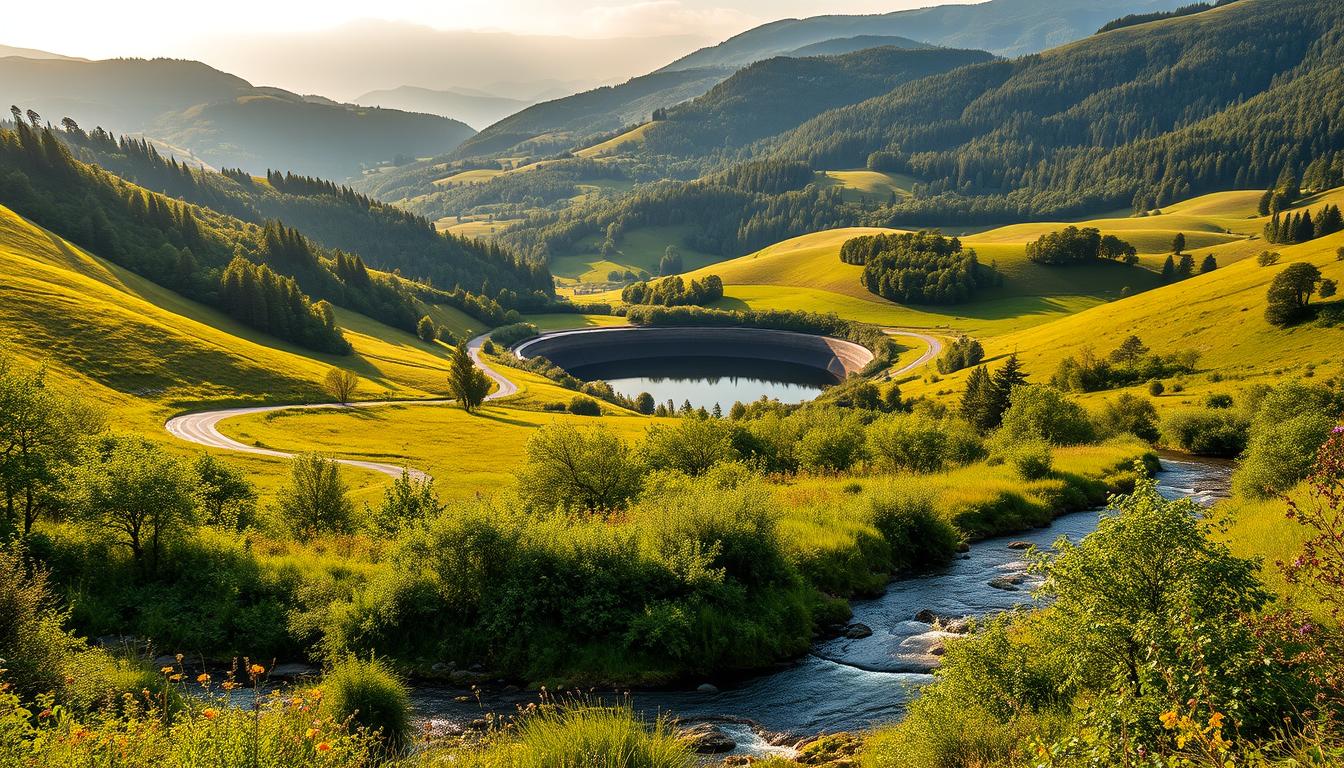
[843,623,873,639]
[1007,541,1032,550]
[503,684,521,694]
[270,663,318,678]
[942,617,973,634]
[679,723,736,754]
[796,732,863,765]
[431,662,450,673]
[930,642,946,656]
[988,577,1020,591]
[468,718,489,731]
[956,542,970,553]
[696,683,720,694]
[449,669,491,686]
[914,609,939,623]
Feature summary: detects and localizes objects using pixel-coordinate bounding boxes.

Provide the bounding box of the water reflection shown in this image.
[567,356,836,410]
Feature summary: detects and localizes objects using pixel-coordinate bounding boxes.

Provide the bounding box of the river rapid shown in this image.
[410,457,1233,751]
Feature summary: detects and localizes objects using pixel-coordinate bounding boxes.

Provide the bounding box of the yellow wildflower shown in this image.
[249,664,266,676]
[316,742,332,752]
[1208,712,1225,729]
[1160,710,1180,730]
[202,708,217,720]
[197,673,211,685]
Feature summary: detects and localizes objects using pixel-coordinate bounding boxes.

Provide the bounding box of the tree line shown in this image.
[620,274,724,306]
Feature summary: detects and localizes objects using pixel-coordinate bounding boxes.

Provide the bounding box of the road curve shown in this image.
[884,330,944,376]
[164,331,941,479]
[165,333,520,480]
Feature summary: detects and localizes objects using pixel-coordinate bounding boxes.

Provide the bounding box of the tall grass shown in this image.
[324,656,412,752]
[452,701,694,768]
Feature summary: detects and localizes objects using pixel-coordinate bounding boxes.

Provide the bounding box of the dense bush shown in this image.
[998,386,1096,445]
[642,418,737,475]
[866,413,983,473]
[621,274,724,306]
[935,336,984,374]
[489,322,540,347]
[1051,336,1198,392]
[323,656,412,752]
[1095,393,1160,442]
[1025,226,1136,265]
[1234,382,1341,497]
[840,231,1000,305]
[1162,408,1251,457]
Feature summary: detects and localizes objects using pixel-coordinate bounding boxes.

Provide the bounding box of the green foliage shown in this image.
[489,322,540,347]
[67,434,198,577]
[642,418,737,476]
[961,354,1030,432]
[1161,408,1250,457]
[461,701,694,768]
[1266,262,1326,326]
[567,395,602,416]
[841,231,999,305]
[516,425,643,512]
[796,412,868,472]
[866,413,983,473]
[1234,383,1340,498]
[1096,393,1160,443]
[0,352,103,537]
[998,386,1096,446]
[868,494,961,573]
[449,342,490,413]
[1026,226,1136,266]
[1051,337,1197,393]
[936,335,984,374]
[323,656,412,752]
[193,454,257,530]
[276,454,355,541]
[1008,441,1055,480]
[416,314,436,343]
[621,274,723,306]
[0,547,79,700]
[367,470,442,537]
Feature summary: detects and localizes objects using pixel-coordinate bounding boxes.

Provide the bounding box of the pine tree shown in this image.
[1161,254,1176,283]
[1171,232,1186,254]
[960,365,997,432]
[1175,253,1195,279]
[1199,255,1218,274]
[988,353,1029,426]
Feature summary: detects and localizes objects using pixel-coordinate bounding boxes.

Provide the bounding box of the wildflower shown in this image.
[160,666,174,675]
[202,708,218,720]
[316,742,332,752]
[38,709,52,719]
[1160,710,1180,729]
[249,664,266,677]
[1208,711,1225,729]
[197,673,211,685]
[220,681,238,691]
[306,728,319,739]
[169,673,183,682]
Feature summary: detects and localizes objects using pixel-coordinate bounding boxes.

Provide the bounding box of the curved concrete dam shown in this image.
[513,326,874,381]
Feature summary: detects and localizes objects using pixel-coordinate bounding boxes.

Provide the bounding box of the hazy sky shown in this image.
[6,0,978,59]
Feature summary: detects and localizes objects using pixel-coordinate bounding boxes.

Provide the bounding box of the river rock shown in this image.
[696,683,720,694]
[843,623,873,639]
[270,662,318,678]
[956,542,970,553]
[679,723,736,754]
[988,577,1020,591]
[795,732,863,765]
[914,609,940,624]
[942,617,972,634]
[1007,541,1032,550]
[449,669,491,686]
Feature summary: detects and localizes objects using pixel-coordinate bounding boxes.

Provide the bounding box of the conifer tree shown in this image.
[1200,255,1218,274]
[1161,254,1176,283]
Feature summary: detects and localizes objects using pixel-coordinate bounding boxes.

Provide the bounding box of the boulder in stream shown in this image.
[1007,541,1032,550]
[679,723,736,753]
[696,682,720,694]
[843,623,873,639]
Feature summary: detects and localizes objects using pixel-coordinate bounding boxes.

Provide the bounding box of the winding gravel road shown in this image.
[884,330,944,376]
[164,331,943,480]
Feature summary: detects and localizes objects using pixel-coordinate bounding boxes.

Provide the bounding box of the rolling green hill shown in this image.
[0,56,475,180]
[783,35,933,57]
[352,85,530,130]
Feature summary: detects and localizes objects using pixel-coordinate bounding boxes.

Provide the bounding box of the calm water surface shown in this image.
[411,458,1234,749]
[567,356,836,410]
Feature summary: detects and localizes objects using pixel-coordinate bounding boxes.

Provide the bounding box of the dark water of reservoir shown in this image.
[567,356,837,410]
[411,458,1234,752]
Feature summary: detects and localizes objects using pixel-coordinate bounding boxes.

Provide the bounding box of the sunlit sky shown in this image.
[6,0,979,59]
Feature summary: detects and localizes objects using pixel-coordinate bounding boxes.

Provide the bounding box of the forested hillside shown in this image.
[640,46,995,160]
[760,0,1342,224]
[782,35,931,58]
[448,67,733,159]
[0,56,475,179]
[53,124,553,315]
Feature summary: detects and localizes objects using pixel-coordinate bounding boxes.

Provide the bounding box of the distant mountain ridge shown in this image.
[0,56,474,180]
[659,0,1194,72]
[783,35,934,58]
[353,86,531,130]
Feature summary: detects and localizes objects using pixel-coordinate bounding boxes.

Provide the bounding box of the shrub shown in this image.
[567,395,602,416]
[1204,392,1234,409]
[1009,441,1054,480]
[1096,393,1160,442]
[1162,409,1251,457]
[1233,383,1339,498]
[796,414,867,472]
[275,454,355,540]
[516,425,642,512]
[1257,250,1281,266]
[869,494,960,572]
[999,385,1095,445]
[641,418,737,475]
[0,548,79,699]
[1148,379,1165,396]
[323,656,412,752]
[489,322,539,347]
[936,336,985,374]
[484,702,694,768]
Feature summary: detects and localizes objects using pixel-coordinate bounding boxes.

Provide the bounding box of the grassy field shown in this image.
[436,215,524,239]
[431,168,504,186]
[816,169,917,203]
[572,121,659,159]
[551,224,722,284]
